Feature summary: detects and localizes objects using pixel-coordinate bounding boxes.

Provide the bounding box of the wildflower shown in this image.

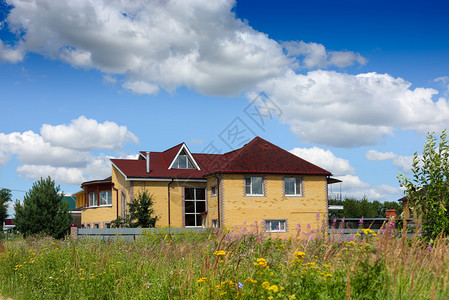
[332,219,337,223]
[294,251,305,258]
[289,295,297,300]
[238,282,243,289]
[220,292,227,296]
[267,285,279,293]
[213,250,227,256]
[246,278,257,283]
[254,258,268,268]
[262,281,270,289]
[197,277,207,284]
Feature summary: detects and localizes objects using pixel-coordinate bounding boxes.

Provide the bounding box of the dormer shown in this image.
[168,143,201,170]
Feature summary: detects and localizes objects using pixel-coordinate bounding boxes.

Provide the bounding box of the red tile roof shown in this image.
[111,136,331,180]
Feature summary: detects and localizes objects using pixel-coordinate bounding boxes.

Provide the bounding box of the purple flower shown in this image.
[341,219,345,223]
[333,219,337,223]
[359,219,363,223]
[238,282,243,289]
[316,213,320,218]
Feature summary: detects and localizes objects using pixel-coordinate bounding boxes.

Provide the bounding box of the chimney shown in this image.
[386,209,396,219]
[146,151,150,173]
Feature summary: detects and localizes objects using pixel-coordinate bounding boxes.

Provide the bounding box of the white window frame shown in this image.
[89,192,97,207]
[265,220,287,233]
[245,177,264,196]
[168,144,201,170]
[284,177,302,196]
[100,190,112,206]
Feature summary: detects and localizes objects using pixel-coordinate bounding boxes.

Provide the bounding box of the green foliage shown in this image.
[329,197,403,219]
[111,191,159,228]
[1,227,449,299]
[0,188,12,224]
[398,130,449,241]
[128,191,158,228]
[14,177,72,239]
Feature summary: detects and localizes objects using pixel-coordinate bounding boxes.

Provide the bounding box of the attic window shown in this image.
[171,149,195,169]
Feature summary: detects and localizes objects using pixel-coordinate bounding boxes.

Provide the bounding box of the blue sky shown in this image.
[1,0,449,216]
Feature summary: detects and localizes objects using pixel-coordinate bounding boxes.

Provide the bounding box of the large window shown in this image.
[89,192,97,207]
[172,149,195,169]
[184,188,206,227]
[245,177,264,196]
[265,220,287,233]
[284,177,302,196]
[100,190,112,205]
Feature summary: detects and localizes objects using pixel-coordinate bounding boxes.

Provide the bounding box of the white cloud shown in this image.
[40,116,138,151]
[123,80,159,95]
[17,165,86,185]
[0,130,90,167]
[257,70,449,147]
[330,175,402,201]
[0,40,25,63]
[435,76,449,92]
[0,151,11,168]
[0,117,138,184]
[3,0,289,96]
[282,41,367,69]
[365,150,414,173]
[103,74,117,84]
[290,147,355,176]
[366,150,397,161]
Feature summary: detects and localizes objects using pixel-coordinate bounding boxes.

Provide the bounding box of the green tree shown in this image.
[14,177,72,239]
[128,191,158,228]
[329,197,402,219]
[0,188,12,224]
[398,130,449,241]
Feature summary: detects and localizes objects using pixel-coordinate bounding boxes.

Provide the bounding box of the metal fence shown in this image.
[77,227,207,241]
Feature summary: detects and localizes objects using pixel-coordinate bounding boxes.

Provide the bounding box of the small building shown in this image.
[79,137,339,235]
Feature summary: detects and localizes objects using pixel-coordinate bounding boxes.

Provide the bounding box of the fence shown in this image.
[75,227,207,241]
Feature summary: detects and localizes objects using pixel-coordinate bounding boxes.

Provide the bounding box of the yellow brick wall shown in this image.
[219,174,328,235]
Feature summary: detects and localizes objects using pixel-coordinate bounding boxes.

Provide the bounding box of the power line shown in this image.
[0,187,27,193]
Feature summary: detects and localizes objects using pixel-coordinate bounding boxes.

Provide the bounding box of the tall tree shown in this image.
[14,177,72,239]
[398,130,449,241]
[0,188,12,224]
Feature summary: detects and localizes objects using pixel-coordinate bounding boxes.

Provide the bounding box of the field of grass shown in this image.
[0,222,448,299]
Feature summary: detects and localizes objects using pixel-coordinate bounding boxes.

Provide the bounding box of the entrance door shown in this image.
[184,188,206,227]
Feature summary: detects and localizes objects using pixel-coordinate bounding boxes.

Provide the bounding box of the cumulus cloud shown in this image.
[0,40,25,63]
[257,70,449,147]
[366,150,414,173]
[122,81,159,95]
[0,117,138,184]
[282,41,367,69]
[290,147,355,176]
[3,0,288,96]
[330,175,402,201]
[40,116,138,151]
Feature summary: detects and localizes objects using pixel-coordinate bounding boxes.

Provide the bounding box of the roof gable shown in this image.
[168,143,201,170]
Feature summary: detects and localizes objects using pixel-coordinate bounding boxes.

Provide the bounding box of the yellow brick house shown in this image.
[80,137,339,234]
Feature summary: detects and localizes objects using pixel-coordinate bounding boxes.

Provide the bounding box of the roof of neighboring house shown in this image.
[62,195,77,210]
[4,219,13,226]
[110,136,332,180]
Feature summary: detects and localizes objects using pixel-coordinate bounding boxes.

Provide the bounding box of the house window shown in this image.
[89,192,97,207]
[265,220,287,233]
[211,186,217,197]
[100,190,112,205]
[93,223,100,229]
[284,177,302,196]
[172,149,195,169]
[211,219,218,228]
[184,188,206,227]
[245,177,264,196]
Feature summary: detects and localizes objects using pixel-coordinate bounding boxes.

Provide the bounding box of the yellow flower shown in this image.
[197,277,207,284]
[220,292,227,296]
[267,285,279,293]
[262,281,270,289]
[294,251,305,258]
[289,295,297,300]
[213,250,227,256]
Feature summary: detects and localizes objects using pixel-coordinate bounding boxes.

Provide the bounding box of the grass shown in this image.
[0,222,448,299]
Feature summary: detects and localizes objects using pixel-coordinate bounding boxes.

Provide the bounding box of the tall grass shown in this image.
[0,222,448,299]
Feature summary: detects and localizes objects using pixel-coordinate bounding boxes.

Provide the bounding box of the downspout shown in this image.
[168,179,174,227]
[113,186,119,220]
[215,175,221,228]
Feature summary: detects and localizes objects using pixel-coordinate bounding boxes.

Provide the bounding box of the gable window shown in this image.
[172,149,195,169]
[245,177,264,196]
[100,190,112,205]
[211,186,217,197]
[265,220,287,233]
[284,177,302,196]
[89,192,97,207]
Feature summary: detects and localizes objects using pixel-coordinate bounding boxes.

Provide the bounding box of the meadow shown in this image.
[0,222,448,300]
